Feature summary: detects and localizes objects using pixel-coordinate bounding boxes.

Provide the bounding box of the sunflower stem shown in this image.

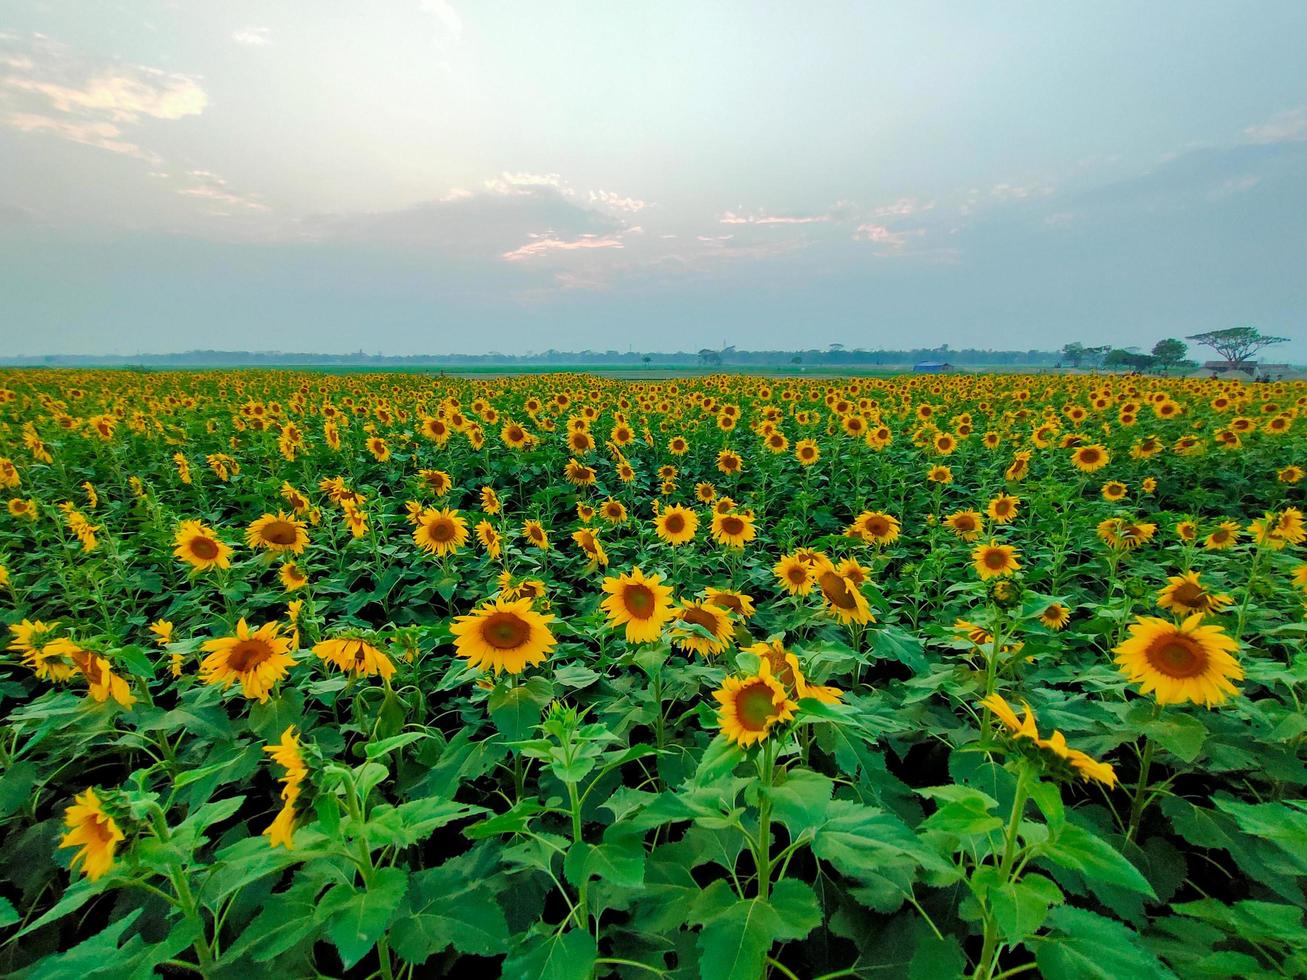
[1125,733,1156,844]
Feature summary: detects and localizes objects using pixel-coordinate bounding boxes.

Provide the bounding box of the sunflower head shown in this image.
[713,659,798,747]
[451,597,556,675]
[1114,614,1242,707]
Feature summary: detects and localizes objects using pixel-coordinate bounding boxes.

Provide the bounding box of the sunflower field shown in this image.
[0,369,1305,979]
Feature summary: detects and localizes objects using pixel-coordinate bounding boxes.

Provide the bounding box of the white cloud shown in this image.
[0,34,206,162]
[502,232,624,261]
[588,189,649,213]
[176,169,269,212]
[484,171,570,196]
[1243,106,1307,144]
[418,0,464,42]
[6,111,155,161]
[232,27,272,47]
[719,209,830,225]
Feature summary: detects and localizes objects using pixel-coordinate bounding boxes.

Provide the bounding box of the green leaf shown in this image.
[319,866,409,970]
[0,896,18,929]
[920,785,1003,838]
[1039,823,1156,898]
[764,768,833,837]
[221,875,325,963]
[694,881,820,980]
[1036,905,1177,979]
[988,872,1063,943]
[390,847,510,964]
[1143,713,1207,763]
[364,731,428,760]
[501,928,597,980]
[489,676,554,742]
[873,625,929,674]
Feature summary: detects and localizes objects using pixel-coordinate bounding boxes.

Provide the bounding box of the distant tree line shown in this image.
[5,345,1064,369]
[2,330,1291,371]
[1060,327,1290,375]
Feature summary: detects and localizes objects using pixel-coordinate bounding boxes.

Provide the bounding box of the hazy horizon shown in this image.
[2,3,1304,359]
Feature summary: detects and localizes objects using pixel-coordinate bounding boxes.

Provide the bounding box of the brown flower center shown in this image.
[226,639,273,672]
[623,584,655,619]
[983,549,1009,570]
[663,513,686,534]
[260,521,299,546]
[480,613,529,650]
[189,536,220,561]
[1145,635,1208,679]
[736,682,776,731]
[719,516,745,536]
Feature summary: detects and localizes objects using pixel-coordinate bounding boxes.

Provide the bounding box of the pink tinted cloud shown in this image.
[501,233,625,261]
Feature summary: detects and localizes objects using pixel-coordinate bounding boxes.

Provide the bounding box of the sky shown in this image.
[1,1,1304,360]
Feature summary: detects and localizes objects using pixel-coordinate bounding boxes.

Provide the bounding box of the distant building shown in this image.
[913,361,953,373]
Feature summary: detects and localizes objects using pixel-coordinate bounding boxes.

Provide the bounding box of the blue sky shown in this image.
[1,2,1304,359]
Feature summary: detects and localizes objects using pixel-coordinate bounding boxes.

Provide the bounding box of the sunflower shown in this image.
[280,561,308,591]
[945,510,984,541]
[450,597,556,675]
[1175,520,1198,543]
[246,512,310,555]
[794,439,821,466]
[816,570,875,625]
[600,567,676,643]
[419,469,454,497]
[174,520,233,571]
[366,436,391,462]
[1070,444,1109,473]
[1100,480,1128,502]
[59,788,123,881]
[850,510,900,545]
[571,527,608,570]
[926,464,953,484]
[1279,465,1304,484]
[980,693,1038,740]
[986,494,1020,524]
[654,505,698,545]
[671,600,734,656]
[749,638,843,704]
[1157,571,1233,618]
[413,508,469,557]
[480,486,502,514]
[475,519,502,559]
[1250,508,1306,549]
[1114,614,1242,707]
[522,519,551,550]
[711,510,757,548]
[564,458,597,486]
[600,500,628,524]
[1292,564,1307,592]
[836,556,871,587]
[1204,520,1241,550]
[714,659,798,747]
[200,619,296,703]
[1038,603,1071,630]
[57,642,135,709]
[262,726,306,850]
[972,541,1020,580]
[705,587,756,620]
[1005,451,1032,482]
[313,637,395,679]
[716,449,743,475]
[7,497,37,519]
[773,553,815,595]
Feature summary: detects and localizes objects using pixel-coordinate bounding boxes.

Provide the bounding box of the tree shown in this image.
[1186,327,1289,369]
[641,354,652,365]
[1061,342,1087,367]
[1151,338,1187,373]
[1105,348,1156,372]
